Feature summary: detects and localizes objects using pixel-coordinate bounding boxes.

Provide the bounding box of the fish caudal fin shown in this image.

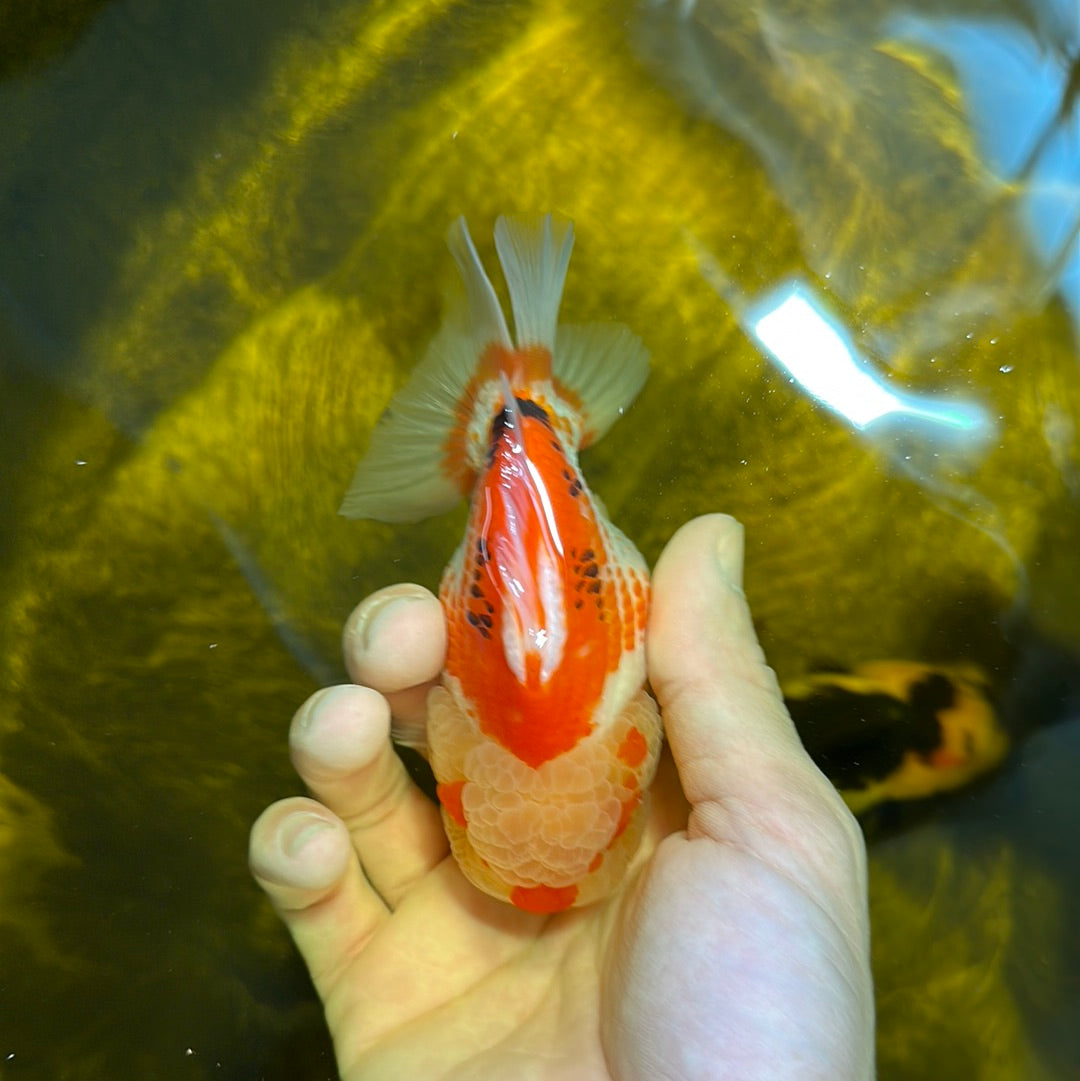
[494,215,574,351]
[493,214,649,448]
[339,218,512,523]
[446,216,514,352]
[340,214,650,521]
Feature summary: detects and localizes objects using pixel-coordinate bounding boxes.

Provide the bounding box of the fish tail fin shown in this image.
[339,217,512,523]
[340,215,651,521]
[494,214,574,352]
[495,214,650,448]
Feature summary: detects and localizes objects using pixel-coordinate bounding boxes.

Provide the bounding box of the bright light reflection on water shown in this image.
[745,282,994,436]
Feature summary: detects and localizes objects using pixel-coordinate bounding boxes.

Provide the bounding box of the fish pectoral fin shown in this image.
[339,296,494,522]
[342,217,515,524]
[338,387,473,522]
[391,715,430,755]
[553,323,650,447]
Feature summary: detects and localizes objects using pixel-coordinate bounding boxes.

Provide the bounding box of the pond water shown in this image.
[1,0,1077,1077]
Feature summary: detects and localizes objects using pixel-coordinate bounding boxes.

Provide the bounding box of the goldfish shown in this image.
[784,660,1009,816]
[340,215,662,913]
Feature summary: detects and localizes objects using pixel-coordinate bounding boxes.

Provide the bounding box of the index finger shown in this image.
[342,583,446,740]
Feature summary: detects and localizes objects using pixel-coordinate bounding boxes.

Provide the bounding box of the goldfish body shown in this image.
[341,216,661,912]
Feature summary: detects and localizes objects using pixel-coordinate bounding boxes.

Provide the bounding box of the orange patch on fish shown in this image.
[510,882,580,914]
[617,726,648,768]
[436,780,467,828]
[612,790,642,843]
[927,748,968,770]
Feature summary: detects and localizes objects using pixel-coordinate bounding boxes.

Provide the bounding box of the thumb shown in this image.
[647,515,868,969]
[647,514,832,818]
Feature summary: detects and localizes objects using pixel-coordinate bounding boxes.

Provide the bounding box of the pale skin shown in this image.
[249,515,875,1080]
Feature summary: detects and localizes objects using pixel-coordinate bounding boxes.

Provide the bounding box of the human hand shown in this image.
[249,514,874,1080]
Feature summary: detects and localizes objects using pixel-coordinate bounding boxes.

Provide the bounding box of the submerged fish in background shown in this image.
[784,660,1009,816]
[341,215,662,913]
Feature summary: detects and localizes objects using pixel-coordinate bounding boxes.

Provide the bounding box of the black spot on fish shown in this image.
[909,673,957,739]
[488,397,555,458]
[518,398,553,424]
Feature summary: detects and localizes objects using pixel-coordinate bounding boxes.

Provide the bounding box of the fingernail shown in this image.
[352,586,432,651]
[715,517,745,590]
[296,684,353,730]
[279,811,333,859]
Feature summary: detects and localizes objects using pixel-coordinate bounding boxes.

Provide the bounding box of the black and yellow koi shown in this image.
[784,661,1009,816]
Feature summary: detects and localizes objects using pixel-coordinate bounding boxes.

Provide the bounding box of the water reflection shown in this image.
[691,252,995,439]
[886,9,1080,332]
[743,283,991,435]
[638,0,1079,340]
[636,0,1080,597]
[689,238,1026,591]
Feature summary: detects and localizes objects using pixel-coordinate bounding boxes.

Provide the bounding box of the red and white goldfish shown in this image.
[341,215,661,912]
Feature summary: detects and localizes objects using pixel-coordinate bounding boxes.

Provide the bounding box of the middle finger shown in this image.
[290,684,449,907]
